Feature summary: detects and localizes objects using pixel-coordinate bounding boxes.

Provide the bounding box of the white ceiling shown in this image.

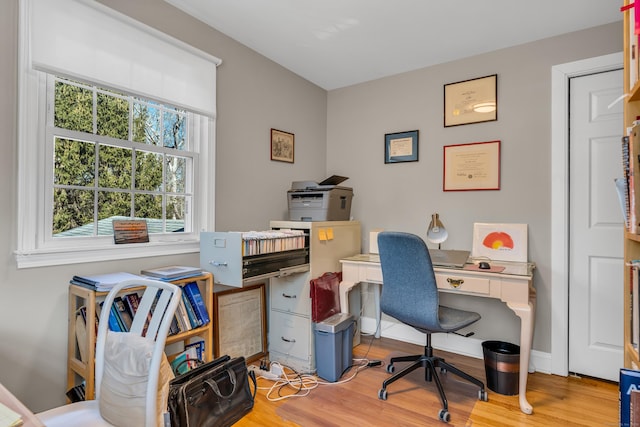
[165,0,621,90]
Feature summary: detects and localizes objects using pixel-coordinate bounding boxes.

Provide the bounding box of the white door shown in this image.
[568,69,624,381]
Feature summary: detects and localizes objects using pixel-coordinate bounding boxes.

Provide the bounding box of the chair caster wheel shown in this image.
[440,367,447,374]
[479,389,488,402]
[378,388,388,400]
[387,364,395,374]
[438,409,450,423]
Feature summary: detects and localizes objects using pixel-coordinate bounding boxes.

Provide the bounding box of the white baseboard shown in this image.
[361,316,552,375]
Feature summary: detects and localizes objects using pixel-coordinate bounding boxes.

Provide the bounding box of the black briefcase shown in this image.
[168,355,257,427]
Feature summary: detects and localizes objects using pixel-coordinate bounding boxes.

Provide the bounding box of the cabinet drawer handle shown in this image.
[209,261,227,267]
[281,337,296,343]
[282,293,297,299]
[446,278,464,288]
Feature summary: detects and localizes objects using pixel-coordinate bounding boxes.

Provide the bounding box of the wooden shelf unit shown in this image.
[66,272,214,401]
[624,0,640,370]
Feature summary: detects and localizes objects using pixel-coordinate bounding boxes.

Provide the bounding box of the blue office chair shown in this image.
[376,231,487,423]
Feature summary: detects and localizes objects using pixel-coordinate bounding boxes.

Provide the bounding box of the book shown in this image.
[184,340,205,361]
[183,282,210,326]
[634,265,640,350]
[621,368,640,426]
[174,297,191,333]
[75,309,88,363]
[633,389,640,427]
[99,301,122,332]
[0,401,22,427]
[66,383,86,403]
[169,316,180,336]
[71,271,144,292]
[170,346,200,375]
[624,136,631,231]
[113,296,132,332]
[140,265,203,280]
[181,291,200,328]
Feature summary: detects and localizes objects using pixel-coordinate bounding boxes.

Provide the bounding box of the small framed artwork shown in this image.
[444,74,497,127]
[271,128,294,163]
[384,130,419,164]
[112,219,149,244]
[443,140,500,191]
[213,283,267,363]
[471,223,528,263]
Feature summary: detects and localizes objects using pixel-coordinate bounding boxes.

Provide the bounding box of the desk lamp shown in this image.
[427,213,448,249]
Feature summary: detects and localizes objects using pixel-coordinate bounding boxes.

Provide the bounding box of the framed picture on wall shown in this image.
[384,130,419,163]
[443,140,500,191]
[444,74,497,127]
[271,128,294,163]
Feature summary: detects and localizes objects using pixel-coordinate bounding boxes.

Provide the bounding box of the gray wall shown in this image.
[326,22,622,354]
[0,0,327,412]
[0,0,622,413]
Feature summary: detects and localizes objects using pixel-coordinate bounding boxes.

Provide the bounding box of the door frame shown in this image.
[550,52,622,376]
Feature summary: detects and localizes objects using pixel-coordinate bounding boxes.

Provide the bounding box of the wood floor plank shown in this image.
[236,336,619,426]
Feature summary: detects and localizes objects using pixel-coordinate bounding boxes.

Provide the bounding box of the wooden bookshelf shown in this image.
[66,272,214,401]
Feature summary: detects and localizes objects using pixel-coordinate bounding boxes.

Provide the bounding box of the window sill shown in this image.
[15,240,200,269]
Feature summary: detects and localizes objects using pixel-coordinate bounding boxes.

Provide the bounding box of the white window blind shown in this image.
[28,0,221,117]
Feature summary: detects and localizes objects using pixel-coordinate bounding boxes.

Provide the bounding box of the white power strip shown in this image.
[248,364,280,380]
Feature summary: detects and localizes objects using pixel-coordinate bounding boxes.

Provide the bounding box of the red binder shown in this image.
[310,272,342,323]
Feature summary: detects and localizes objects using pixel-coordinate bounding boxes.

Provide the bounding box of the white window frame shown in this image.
[15,0,218,268]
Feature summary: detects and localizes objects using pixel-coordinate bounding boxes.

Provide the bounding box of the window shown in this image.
[16,0,220,268]
[49,76,196,239]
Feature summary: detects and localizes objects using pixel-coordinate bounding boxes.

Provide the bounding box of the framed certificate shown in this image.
[213,283,267,362]
[443,140,500,191]
[384,130,419,163]
[444,74,497,127]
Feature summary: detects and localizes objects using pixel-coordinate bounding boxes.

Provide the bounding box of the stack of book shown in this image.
[140,265,204,281]
[71,271,144,292]
[74,281,210,340]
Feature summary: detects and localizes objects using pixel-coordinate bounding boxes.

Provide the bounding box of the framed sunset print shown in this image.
[471,223,528,263]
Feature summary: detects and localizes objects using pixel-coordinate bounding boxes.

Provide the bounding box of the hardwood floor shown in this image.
[237,336,619,426]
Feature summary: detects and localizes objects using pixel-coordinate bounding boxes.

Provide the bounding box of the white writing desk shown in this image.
[339,253,536,415]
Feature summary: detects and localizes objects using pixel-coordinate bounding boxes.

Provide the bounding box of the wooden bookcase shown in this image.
[66,272,214,401]
[624,0,640,370]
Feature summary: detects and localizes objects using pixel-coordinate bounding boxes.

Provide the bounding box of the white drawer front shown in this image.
[270,273,311,316]
[363,265,383,282]
[269,311,311,361]
[435,272,490,295]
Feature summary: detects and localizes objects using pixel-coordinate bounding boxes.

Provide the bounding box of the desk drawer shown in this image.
[363,265,383,282]
[435,272,490,295]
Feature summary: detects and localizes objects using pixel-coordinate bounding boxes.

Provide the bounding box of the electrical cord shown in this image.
[252,357,383,402]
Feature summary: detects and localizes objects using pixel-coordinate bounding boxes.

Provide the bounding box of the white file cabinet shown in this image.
[268,220,361,373]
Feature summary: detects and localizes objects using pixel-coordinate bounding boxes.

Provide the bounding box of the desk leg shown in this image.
[507,290,536,415]
[339,280,358,315]
[372,283,381,338]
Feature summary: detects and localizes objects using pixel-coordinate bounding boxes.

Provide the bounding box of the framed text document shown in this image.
[443,140,500,191]
[213,283,266,362]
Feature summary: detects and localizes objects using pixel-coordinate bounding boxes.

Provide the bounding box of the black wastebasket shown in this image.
[482,340,520,395]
